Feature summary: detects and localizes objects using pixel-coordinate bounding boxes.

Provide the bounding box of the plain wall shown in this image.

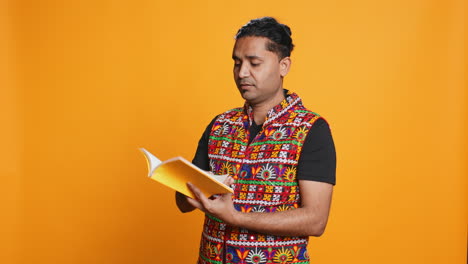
[2,0,466,263]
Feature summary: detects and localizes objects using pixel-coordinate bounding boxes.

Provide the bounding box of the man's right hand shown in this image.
[175,176,234,213]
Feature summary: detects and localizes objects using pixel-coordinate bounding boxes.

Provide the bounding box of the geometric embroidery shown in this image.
[198,91,321,264]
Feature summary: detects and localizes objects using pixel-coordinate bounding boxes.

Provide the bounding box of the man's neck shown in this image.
[250,90,285,125]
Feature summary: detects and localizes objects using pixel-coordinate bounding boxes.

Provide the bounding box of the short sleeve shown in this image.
[191,116,218,171]
[296,118,336,185]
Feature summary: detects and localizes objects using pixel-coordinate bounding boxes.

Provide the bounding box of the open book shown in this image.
[139,148,233,199]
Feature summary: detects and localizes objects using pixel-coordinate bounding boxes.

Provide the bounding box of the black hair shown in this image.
[235,17,294,59]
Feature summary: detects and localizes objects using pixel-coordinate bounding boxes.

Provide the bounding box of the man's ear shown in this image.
[279,57,291,77]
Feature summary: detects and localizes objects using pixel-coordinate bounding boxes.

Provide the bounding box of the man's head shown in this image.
[232,17,294,106]
[235,17,294,60]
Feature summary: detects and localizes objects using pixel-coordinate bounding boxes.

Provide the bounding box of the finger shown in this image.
[187,182,210,205]
[186,196,204,211]
[220,192,234,201]
[225,176,234,186]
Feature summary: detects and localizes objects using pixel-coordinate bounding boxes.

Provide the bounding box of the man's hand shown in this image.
[188,180,333,237]
[175,175,234,214]
[186,177,238,225]
[181,177,333,237]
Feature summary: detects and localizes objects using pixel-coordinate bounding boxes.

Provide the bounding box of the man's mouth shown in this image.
[239,83,254,88]
[239,84,253,93]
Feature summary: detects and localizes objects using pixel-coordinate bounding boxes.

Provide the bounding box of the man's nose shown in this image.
[238,63,250,78]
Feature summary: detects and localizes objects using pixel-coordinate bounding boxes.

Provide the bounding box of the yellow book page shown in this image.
[152,157,233,199]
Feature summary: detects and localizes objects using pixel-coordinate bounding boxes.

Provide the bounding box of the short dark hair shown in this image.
[235,17,294,59]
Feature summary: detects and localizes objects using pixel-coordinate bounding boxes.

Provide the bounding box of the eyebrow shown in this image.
[232,55,263,60]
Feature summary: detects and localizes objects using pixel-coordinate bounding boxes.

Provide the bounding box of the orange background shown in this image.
[1,0,466,263]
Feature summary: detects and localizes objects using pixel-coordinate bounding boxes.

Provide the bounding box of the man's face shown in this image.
[232,36,290,105]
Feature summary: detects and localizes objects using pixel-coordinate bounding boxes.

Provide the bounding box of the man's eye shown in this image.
[234,62,241,67]
[251,63,260,67]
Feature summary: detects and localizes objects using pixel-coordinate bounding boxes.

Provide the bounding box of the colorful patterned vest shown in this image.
[198,91,322,264]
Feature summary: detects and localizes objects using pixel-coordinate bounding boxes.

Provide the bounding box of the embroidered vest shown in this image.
[198,91,321,264]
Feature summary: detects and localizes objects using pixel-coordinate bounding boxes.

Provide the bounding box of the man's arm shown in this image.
[187,179,333,237]
[175,191,196,213]
[175,116,217,213]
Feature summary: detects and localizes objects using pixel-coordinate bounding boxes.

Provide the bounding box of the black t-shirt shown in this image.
[192,116,336,185]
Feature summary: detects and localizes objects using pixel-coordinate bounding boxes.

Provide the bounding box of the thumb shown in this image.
[223,176,234,186]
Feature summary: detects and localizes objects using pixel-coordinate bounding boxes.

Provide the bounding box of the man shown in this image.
[176,17,336,264]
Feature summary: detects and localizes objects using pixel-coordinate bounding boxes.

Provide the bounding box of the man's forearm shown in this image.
[186,181,333,237]
[228,206,327,237]
[230,182,333,237]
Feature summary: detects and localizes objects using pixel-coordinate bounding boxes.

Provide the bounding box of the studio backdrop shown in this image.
[1,0,466,263]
